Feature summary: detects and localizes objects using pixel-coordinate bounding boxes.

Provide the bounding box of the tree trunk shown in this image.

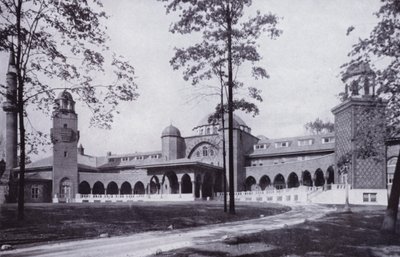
[15,0,25,221]
[381,150,400,233]
[226,3,235,215]
[220,81,227,213]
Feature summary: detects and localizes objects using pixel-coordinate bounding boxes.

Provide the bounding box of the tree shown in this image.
[304,118,334,135]
[342,0,400,232]
[158,0,281,214]
[0,0,138,220]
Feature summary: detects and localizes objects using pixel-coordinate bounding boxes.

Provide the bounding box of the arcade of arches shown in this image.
[78,170,222,199]
[244,166,335,191]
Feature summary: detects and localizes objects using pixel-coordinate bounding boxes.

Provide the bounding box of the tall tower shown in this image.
[50,91,79,203]
[161,125,185,160]
[1,49,18,203]
[333,62,386,189]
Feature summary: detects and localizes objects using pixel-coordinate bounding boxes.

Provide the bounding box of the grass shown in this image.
[0,201,289,246]
[156,205,400,257]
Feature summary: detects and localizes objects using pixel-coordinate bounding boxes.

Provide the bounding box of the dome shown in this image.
[194,113,249,130]
[57,90,74,101]
[161,125,181,137]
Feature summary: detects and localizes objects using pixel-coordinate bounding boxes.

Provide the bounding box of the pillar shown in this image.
[179,182,182,198]
[90,188,93,195]
[118,188,121,195]
[192,181,195,198]
[199,183,203,199]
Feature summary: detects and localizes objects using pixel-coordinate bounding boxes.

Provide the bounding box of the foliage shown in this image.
[304,118,334,135]
[159,0,281,115]
[0,0,138,129]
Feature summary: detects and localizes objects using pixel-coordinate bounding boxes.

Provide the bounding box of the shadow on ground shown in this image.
[155,206,400,257]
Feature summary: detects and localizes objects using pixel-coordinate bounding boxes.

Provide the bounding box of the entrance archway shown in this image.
[287,172,300,188]
[106,181,119,195]
[60,178,72,199]
[314,169,325,187]
[259,175,271,190]
[92,181,105,194]
[245,176,257,191]
[163,171,179,194]
[326,166,334,184]
[302,170,313,186]
[181,174,192,193]
[78,181,91,194]
[133,181,145,194]
[273,174,285,189]
[120,181,132,194]
[150,176,160,194]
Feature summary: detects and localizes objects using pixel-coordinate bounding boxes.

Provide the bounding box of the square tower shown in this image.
[332,97,386,189]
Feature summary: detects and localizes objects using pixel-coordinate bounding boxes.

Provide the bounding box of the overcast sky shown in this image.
[0,0,382,159]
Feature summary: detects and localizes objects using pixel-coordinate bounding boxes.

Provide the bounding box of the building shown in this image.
[0,51,396,205]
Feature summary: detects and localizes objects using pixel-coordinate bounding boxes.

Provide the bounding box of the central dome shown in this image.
[194,113,249,130]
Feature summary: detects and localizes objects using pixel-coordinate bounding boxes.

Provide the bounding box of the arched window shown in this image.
[199,129,203,135]
[213,126,218,134]
[210,149,214,156]
[202,146,208,156]
[206,128,211,134]
[196,151,200,157]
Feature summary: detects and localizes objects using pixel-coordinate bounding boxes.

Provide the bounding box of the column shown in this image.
[199,183,203,199]
[90,188,93,195]
[179,182,182,198]
[118,188,121,195]
[192,181,195,198]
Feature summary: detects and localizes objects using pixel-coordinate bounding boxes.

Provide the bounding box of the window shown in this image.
[322,137,335,144]
[63,124,67,128]
[206,128,211,135]
[31,185,39,199]
[388,174,394,185]
[275,142,289,148]
[298,139,313,146]
[363,193,377,202]
[196,151,200,157]
[210,149,214,156]
[122,157,129,162]
[199,129,203,135]
[64,151,68,157]
[202,146,208,156]
[213,126,218,134]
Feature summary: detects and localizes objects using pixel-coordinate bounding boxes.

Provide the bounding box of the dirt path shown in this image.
[1,204,334,257]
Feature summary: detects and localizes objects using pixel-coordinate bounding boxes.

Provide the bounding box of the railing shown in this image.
[74,193,195,203]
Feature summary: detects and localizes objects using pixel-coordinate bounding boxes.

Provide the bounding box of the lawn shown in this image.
[158,205,400,257]
[0,201,289,246]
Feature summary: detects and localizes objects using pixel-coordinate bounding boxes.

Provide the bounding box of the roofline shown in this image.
[137,161,223,170]
[248,148,335,158]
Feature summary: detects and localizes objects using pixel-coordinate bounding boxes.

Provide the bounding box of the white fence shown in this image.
[72,193,195,203]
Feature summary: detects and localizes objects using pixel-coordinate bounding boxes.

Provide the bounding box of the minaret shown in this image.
[50,91,79,203]
[1,49,18,203]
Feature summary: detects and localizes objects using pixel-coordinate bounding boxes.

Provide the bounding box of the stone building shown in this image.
[0,51,397,205]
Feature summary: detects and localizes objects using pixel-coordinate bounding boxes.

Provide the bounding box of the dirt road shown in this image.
[1,204,334,257]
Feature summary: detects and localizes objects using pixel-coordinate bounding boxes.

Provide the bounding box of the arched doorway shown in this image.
[60,178,72,199]
[78,181,91,194]
[245,176,257,191]
[120,181,132,194]
[287,172,300,188]
[273,174,285,189]
[150,176,160,194]
[133,181,145,194]
[107,181,119,195]
[326,166,334,184]
[163,171,179,194]
[259,175,271,190]
[92,181,105,194]
[302,170,313,186]
[314,169,325,187]
[181,174,192,193]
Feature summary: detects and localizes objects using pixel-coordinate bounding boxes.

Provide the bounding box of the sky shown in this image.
[0,0,382,160]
